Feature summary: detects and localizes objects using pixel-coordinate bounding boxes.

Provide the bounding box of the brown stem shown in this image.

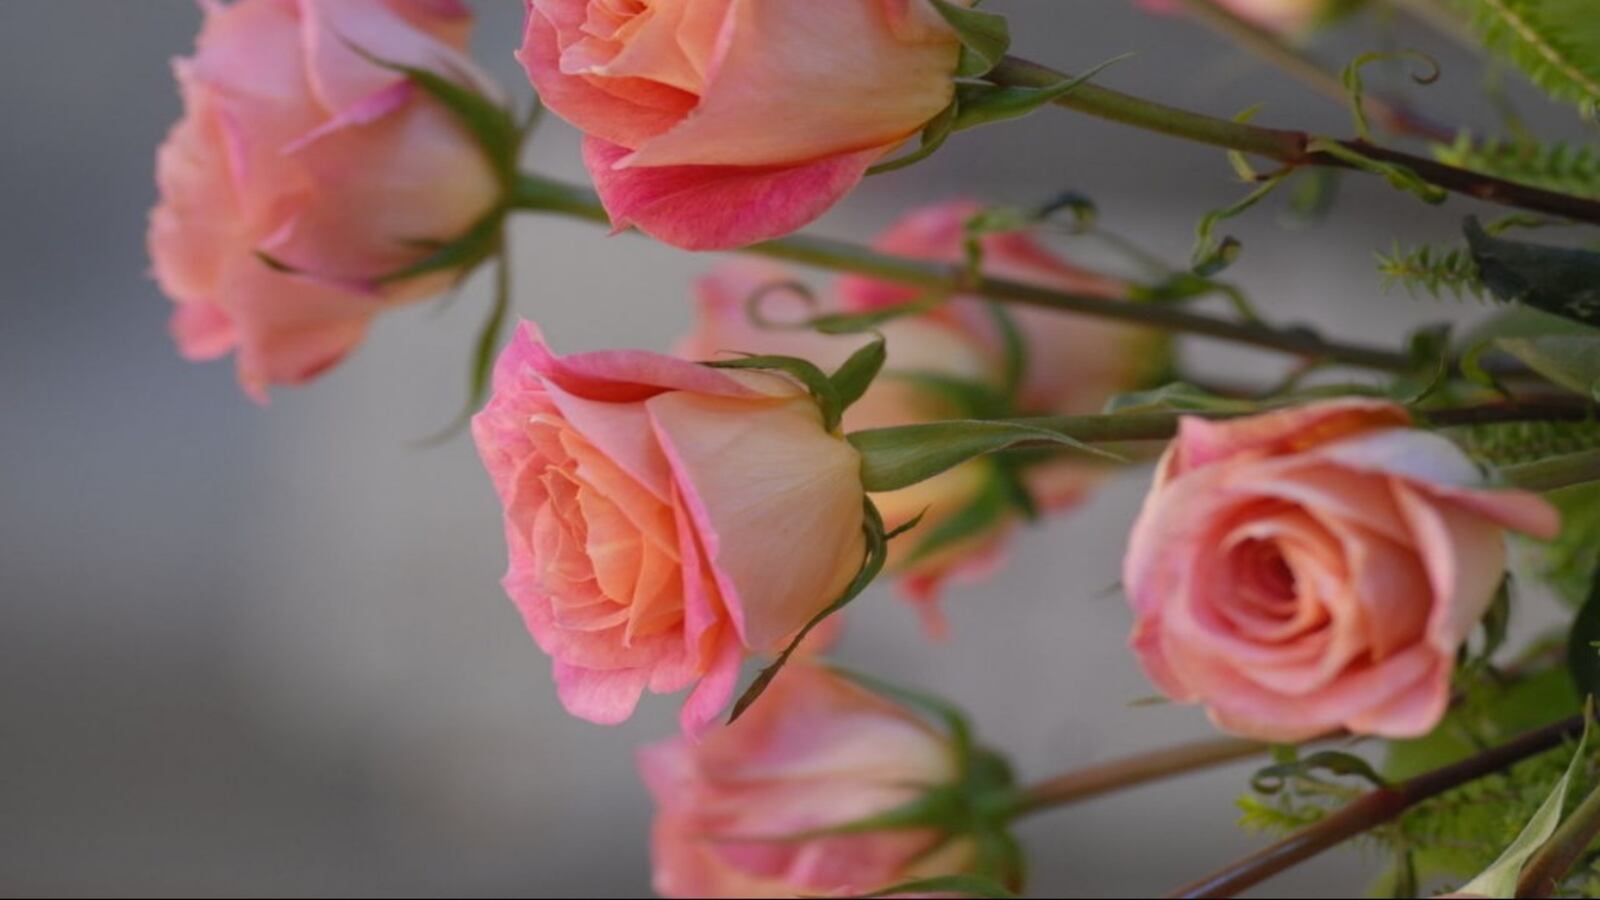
[1166,715,1587,898]
[988,56,1600,226]
[1015,738,1267,814]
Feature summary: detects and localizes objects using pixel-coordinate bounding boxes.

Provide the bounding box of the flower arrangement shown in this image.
[145,0,1600,896]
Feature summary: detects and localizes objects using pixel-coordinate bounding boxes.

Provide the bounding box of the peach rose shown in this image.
[639,663,976,898]
[150,0,502,400]
[472,322,866,731]
[1137,0,1344,37]
[517,0,965,250]
[1124,399,1560,742]
[677,259,1032,632]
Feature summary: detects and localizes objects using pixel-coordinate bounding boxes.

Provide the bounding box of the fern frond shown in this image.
[1376,241,1487,300]
[1450,0,1600,111]
[1448,419,1600,467]
[1435,134,1600,199]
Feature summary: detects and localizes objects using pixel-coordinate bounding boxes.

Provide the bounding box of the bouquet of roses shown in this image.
[145,0,1600,895]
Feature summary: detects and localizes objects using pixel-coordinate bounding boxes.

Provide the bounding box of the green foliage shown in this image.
[1448,419,1600,468]
[849,420,1120,493]
[1465,217,1600,329]
[1376,241,1487,301]
[1449,0,1600,112]
[1546,483,1600,608]
[1434,135,1600,200]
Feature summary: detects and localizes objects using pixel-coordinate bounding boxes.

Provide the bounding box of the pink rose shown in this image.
[676,259,1028,632]
[639,663,976,898]
[472,322,867,732]
[1137,0,1342,37]
[149,0,503,400]
[517,0,965,250]
[1124,399,1560,742]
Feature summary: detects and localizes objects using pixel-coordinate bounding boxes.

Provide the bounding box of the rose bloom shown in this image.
[517,0,966,250]
[678,259,1026,632]
[639,662,975,898]
[473,322,867,731]
[1125,399,1560,742]
[1138,0,1348,37]
[149,0,502,400]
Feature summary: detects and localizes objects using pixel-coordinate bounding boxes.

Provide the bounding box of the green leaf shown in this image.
[707,355,843,432]
[1544,482,1600,608]
[1457,708,1592,898]
[1494,335,1600,397]
[1400,323,1454,405]
[1251,750,1390,795]
[1191,176,1287,275]
[1103,382,1259,415]
[840,875,1017,899]
[1451,0,1600,113]
[830,336,887,413]
[849,420,1122,493]
[867,99,961,176]
[376,208,504,286]
[727,501,889,723]
[951,56,1128,132]
[928,0,1010,77]
[1464,216,1600,328]
[827,666,974,756]
[1568,572,1600,699]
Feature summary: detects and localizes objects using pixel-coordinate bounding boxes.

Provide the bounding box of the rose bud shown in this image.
[1124,399,1560,742]
[677,259,1026,633]
[149,0,504,400]
[639,663,1018,898]
[517,0,968,250]
[472,322,868,732]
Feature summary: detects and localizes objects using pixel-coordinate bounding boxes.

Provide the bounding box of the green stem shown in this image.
[1501,448,1600,493]
[1167,715,1587,898]
[987,56,1600,226]
[1177,0,1453,142]
[510,174,1413,372]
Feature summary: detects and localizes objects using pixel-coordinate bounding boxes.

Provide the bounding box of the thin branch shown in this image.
[1166,714,1586,898]
[1501,448,1600,493]
[1178,0,1455,142]
[1014,738,1267,815]
[987,56,1600,226]
[511,175,1414,373]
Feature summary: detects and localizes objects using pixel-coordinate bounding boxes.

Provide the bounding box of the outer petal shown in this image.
[515,319,798,402]
[624,0,959,167]
[1170,399,1412,477]
[585,136,885,251]
[648,392,866,651]
[296,0,498,113]
[518,0,696,148]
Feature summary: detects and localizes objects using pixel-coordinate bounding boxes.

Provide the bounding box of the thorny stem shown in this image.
[1166,715,1588,898]
[987,56,1600,226]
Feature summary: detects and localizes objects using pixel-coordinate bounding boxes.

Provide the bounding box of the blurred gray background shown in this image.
[0,1,1578,896]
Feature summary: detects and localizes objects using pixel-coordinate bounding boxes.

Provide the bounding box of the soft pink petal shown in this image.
[551,659,651,724]
[585,136,885,251]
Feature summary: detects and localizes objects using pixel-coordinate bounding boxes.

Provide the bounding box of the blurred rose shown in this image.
[639,663,975,898]
[473,322,866,732]
[1125,399,1560,742]
[1137,0,1347,37]
[149,0,502,400]
[518,0,965,250]
[678,259,1032,633]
